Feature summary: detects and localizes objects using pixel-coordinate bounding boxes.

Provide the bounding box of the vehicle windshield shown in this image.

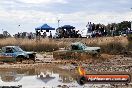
[14,46,24,52]
[80,43,87,49]
[72,43,87,50]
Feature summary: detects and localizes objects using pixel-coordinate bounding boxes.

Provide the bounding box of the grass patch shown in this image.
[0,38,60,52]
[128,34,132,41]
[127,34,132,51]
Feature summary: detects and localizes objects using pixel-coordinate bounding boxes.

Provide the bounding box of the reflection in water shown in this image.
[0,67,75,83]
[59,74,74,83]
[37,72,55,83]
[0,71,26,82]
[0,67,86,88]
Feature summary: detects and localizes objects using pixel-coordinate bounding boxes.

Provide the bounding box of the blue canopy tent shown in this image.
[35,24,55,32]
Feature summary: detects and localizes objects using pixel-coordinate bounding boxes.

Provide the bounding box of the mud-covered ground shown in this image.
[0,53,132,88]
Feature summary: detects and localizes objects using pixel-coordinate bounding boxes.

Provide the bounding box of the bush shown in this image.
[128,34,132,41]
[100,43,126,54]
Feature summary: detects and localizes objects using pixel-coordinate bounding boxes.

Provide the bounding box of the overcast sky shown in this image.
[0,0,132,35]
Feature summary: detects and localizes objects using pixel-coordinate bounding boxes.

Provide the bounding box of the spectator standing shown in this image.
[86,22,90,33]
[17,32,20,38]
[28,33,31,39]
[101,26,104,36]
[36,30,41,40]
[43,32,47,38]
[49,31,52,38]
[110,25,114,36]
[92,23,95,31]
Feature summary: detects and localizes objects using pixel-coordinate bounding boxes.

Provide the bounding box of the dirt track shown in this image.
[0,54,132,73]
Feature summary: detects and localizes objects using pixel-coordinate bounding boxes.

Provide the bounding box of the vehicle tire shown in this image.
[92,53,98,57]
[28,54,36,63]
[77,76,87,85]
[16,56,25,63]
[33,58,35,63]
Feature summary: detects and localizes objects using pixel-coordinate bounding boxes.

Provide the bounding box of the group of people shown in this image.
[56,28,81,38]
[36,30,52,38]
[13,22,132,39]
[14,32,35,39]
[86,22,108,38]
[0,31,11,38]
[14,30,53,40]
[86,22,132,37]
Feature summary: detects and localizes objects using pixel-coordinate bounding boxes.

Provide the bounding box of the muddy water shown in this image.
[0,66,111,88]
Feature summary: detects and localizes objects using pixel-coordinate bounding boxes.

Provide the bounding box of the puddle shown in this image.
[0,66,112,88]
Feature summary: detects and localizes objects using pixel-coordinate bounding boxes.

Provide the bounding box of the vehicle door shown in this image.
[2,47,16,59]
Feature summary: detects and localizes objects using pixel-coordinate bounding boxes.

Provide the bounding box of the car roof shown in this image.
[3,46,19,48]
[71,42,84,46]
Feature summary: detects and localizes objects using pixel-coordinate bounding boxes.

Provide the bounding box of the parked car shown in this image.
[0,46,36,62]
